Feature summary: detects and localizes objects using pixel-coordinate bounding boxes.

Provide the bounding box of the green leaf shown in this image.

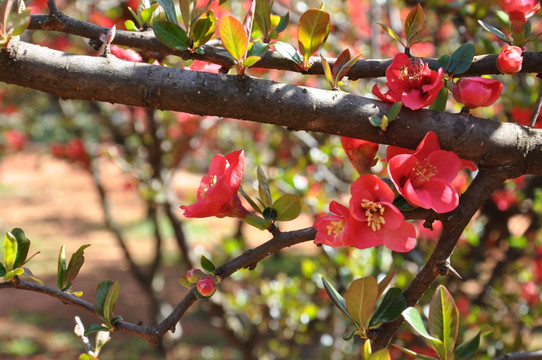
[156,0,178,24]
[363,340,372,358]
[455,326,492,359]
[321,55,334,87]
[66,244,91,285]
[436,54,452,73]
[274,41,302,65]
[447,43,474,76]
[297,8,330,65]
[478,20,510,44]
[10,228,30,269]
[377,270,396,298]
[429,285,459,359]
[179,276,191,288]
[243,56,260,67]
[402,307,442,342]
[57,245,67,290]
[103,281,120,328]
[95,280,113,319]
[84,324,110,336]
[405,4,426,46]
[4,231,17,272]
[140,3,159,25]
[153,21,190,50]
[247,42,269,58]
[346,276,379,331]
[369,288,407,327]
[377,23,406,48]
[219,15,248,63]
[393,195,418,211]
[191,9,216,48]
[239,186,262,213]
[275,12,289,34]
[343,329,356,341]
[393,345,440,360]
[321,276,358,325]
[386,101,402,122]
[200,255,216,273]
[257,166,273,208]
[369,116,382,128]
[78,354,99,360]
[179,0,191,30]
[429,87,449,112]
[4,267,24,281]
[272,194,301,221]
[335,52,362,83]
[254,0,272,40]
[0,263,6,277]
[369,348,391,360]
[11,8,31,37]
[125,20,139,31]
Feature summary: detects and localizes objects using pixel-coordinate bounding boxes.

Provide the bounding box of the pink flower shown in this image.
[452,77,503,109]
[110,45,143,62]
[314,201,358,247]
[498,0,541,31]
[341,137,379,174]
[387,132,474,213]
[349,175,417,252]
[3,130,28,152]
[372,53,444,110]
[181,150,249,218]
[186,268,204,283]
[197,276,217,297]
[497,45,523,74]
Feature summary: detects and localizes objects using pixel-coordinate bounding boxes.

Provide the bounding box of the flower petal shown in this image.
[380,221,417,252]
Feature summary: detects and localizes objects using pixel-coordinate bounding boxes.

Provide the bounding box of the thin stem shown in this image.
[530,81,542,127]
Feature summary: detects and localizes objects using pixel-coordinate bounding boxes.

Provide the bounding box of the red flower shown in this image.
[511,106,542,128]
[110,45,143,62]
[452,77,502,109]
[387,132,474,213]
[497,45,523,74]
[372,53,444,110]
[314,201,358,248]
[181,150,248,218]
[498,0,541,31]
[3,129,28,152]
[341,137,379,174]
[349,175,416,252]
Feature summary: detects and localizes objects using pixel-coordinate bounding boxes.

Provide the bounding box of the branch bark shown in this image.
[2,40,542,176]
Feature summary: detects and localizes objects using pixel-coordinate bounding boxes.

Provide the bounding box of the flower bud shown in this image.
[497,45,523,74]
[185,268,204,283]
[340,137,379,174]
[196,276,217,298]
[498,0,541,32]
[452,77,503,109]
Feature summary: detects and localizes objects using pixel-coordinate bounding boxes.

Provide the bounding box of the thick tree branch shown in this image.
[2,41,542,176]
[0,226,316,344]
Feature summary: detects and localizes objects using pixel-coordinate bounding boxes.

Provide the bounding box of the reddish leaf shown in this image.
[219,15,248,63]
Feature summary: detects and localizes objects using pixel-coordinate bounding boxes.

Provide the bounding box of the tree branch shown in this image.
[2,40,542,176]
[493,350,542,360]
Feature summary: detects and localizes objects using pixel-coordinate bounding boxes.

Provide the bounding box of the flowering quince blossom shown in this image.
[340,136,379,174]
[387,132,476,214]
[181,150,249,218]
[197,276,217,297]
[498,0,541,31]
[497,45,523,74]
[452,77,503,109]
[372,53,444,110]
[314,175,416,253]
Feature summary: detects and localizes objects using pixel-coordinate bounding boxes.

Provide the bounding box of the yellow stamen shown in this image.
[361,199,386,231]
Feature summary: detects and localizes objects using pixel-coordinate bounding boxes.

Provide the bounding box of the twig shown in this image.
[494,351,542,360]
[74,316,96,356]
[530,81,542,127]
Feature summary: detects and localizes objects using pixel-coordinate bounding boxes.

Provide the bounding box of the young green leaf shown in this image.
[0,263,6,277]
[402,307,442,342]
[153,21,190,50]
[335,53,362,83]
[405,4,426,46]
[376,270,397,298]
[368,288,407,327]
[11,8,30,37]
[125,20,139,31]
[179,0,192,31]
[436,54,452,73]
[156,0,178,24]
[103,281,120,328]
[10,228,30,269]
[257,165,273,208]
[346,276,379,331]
[200,255,216,273]
[239,186,262,213]
[377,23,406,48]
[219,15,249,63]
[321,276,358,325]
[84,324,110,337]
[254,0,272,41]
[274,12,289,34]
[429,285,459,359]
[78,354,99,360]
[66,244,91,285]
[274,41,302,65]
[95,280,114,319]
[297,8,331,68]
[455,325,492,359]
[272,194,301,221]
[191,9,217,48]
[478,20,510,44]
[369,348,391,360]
[429,87,449,112]
[386,101,402,122]
[321,55,334,87]
[3,231,17,272]
[140,3,159,25]
[247,42,269,58]
[369,116,383,128]
[57,245,67,290]
[447,43,475,76]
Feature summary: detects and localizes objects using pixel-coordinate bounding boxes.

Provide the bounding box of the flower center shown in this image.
[361,199,386,231]
[201,175,218,198]
[326,220,345,237]
[412,159,438,187]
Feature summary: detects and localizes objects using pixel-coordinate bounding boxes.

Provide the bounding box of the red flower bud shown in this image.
[497,45,523,74]
[196,276,217,297]
[498,0,541,32]
[185,268,204,283]
[340,137,379,174]
[452,77,502,109]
